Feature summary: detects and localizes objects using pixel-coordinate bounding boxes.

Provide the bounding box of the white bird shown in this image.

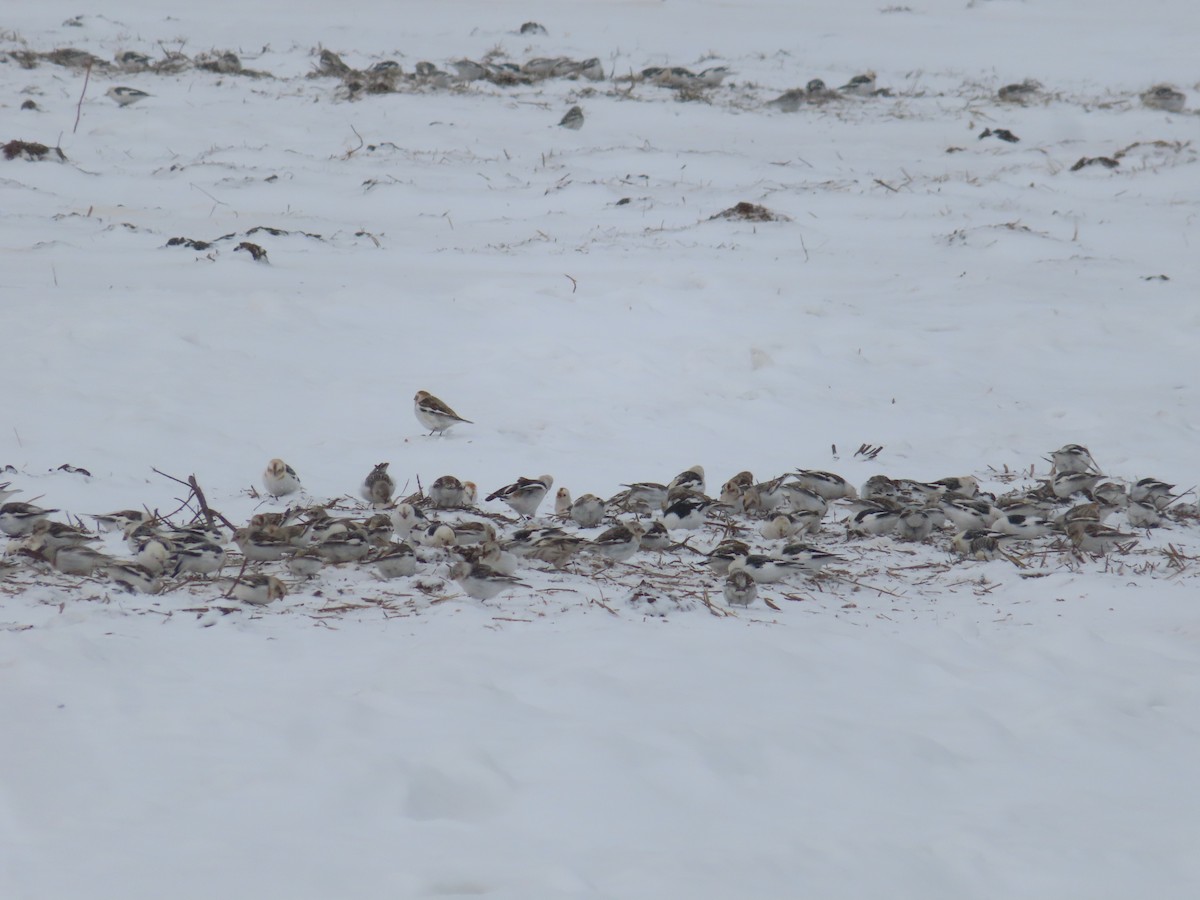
[559,105,584,129]
[449,561,528,600]
[487,474,553,518]
[286,549,323,579]
[570,493,606,528]
[170,541,226,577]
[1141,85,1186,113]
[838,72,876,96]
[728,554,808,584]
[992,513,1056,540]
[230,574,287,605]
[706,539,750,575]
[360,462,395,505]
[1048,444,1100,475]
[776,542,841,573]
[790,470,857,501]
[429,475,469,509]
[414,390,472,436]
[1067,521,1136,554]
[724,570,758,607]
[262,458,302,498]
[104,561,162,594]
[849,508,899,537]
[0,502,59,537]
[106,86,150,106]
[374,542,417,578]
[661,495,720,531]
[951,530,1009,561]
[588,521,644,563]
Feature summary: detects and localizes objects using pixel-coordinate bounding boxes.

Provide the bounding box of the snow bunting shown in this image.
[170,541,226,577]
[791,470,857,501]
[230,574,287,605]
[504,526,567,557]
[390,502,427,539]
[90,509,149,533]
[449,561,528,600]
[997,79,1041,103]
[414,390,472,436]
[760,512,819,541]
[779,485,830,516]
[765,87,807,112]
[579,57,604,80]
[1056,502,1104,529]
[415,523,457,549]
[233,527,293,562]
[706,539,750,575]
[849,507,899,536]
[27,519,98,551]
[719,471,755,512]
[360,462,395,505]
[1067,521,1136,554]
[106,86,150,106]
[362,513,395,547]
[315,532,371,563]
[805,78,838,101]
[1092,481,1128,511]
[1048,444,1100,475]
[559,105,584,129]
[1051,472,1104,500]
[728,554,807,584]
[638,521,672,552]
[0,502,59,537]
[951,530,1008,561]
[429,474,469,509]
[1130,478,1175,510]
[374,542,417,578]
[588,521,644,563]
[894,508,936,542]
[939,497,995,531]
[696,65,730,87]
[860,475,900,502]
[610,482,668,514]
[104,561,162,594]
[668,465,706,497]
[992,513,1056,540]
[451,520,496,546]
[46,544,110,576]
[527,533,587,568]
[286,549,323,579]
[1125,500,1164,528]
[487,474,554,518]
[262,459,302,498]
[777,542,841,573]
[838,72,876,96]
[931,476,980,498]
[1141,85,1186,113]
[661,495,721,531]
[554,487,573,518]
[570,493,606,528]
[723,570,758,607]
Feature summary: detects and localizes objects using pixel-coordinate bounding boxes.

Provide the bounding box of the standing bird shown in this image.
[414,390,472,436]
[486,474,554,518]
[262,458,302,498]
[360,462,395,505]
[106,86,150,106]
[558,105,584,130]
[724,569,758,608]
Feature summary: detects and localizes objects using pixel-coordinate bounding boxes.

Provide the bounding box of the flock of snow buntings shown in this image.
[103,62,1189,122]
[1,390,1192,611]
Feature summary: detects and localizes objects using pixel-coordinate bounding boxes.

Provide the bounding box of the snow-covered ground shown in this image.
[3,1,1199,897]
